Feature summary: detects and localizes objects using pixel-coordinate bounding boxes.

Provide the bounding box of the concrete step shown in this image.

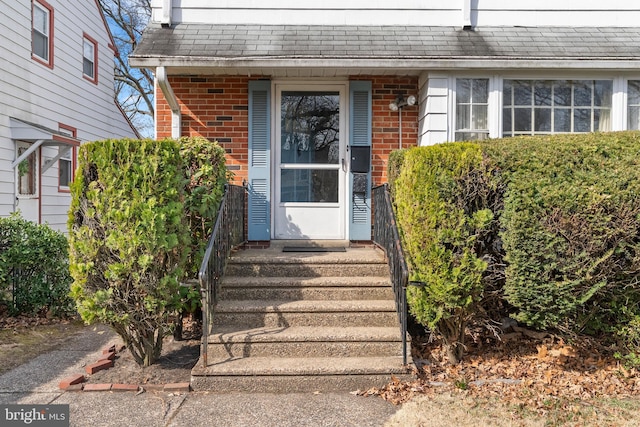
[191,355,411,392]
[225,262,389,278]
[225,248,389,278]
[222,275,392,288]
[221,276,394,300]
[214,300,398,328]
[206,326,403,358]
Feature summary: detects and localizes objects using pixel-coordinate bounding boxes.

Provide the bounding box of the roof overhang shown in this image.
[129,23,640,77]
[10,117,81,169]
[130,56,640,77]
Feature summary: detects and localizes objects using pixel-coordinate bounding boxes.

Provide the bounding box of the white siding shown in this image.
[153,0,640,27]
[475,0,640,27]
[155,0,464,26]
[419,74,450,146]
[0,0,137,231]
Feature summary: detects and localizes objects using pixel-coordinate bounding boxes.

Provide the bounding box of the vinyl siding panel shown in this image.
[420,75,450,146]
[153,0,639,27]
[0,0,136,224]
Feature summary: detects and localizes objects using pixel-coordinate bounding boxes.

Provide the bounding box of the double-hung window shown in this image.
[32,0,53,67]
[627,81,640,130]
[502,80,612,136]
[58,147,73,190]
[83,34,98,83]
[455,78,490,141]
[58,125,76,191]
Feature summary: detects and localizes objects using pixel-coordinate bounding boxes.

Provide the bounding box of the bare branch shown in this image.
[98,0,153,137]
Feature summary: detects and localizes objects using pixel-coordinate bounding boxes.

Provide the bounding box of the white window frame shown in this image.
[32,0,53,67]
[82,34,98,83]
[501,79,614,136]
[449,75,501,142]
[625,79,640,130]
[453,77,490,141]
[58,147,73,191]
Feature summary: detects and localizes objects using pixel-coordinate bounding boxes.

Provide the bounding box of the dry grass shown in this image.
[384,393,640,427]
[0,320,85,375]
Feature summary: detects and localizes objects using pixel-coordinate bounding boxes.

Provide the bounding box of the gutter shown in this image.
[156,66,181,139]
[133,56,640,72]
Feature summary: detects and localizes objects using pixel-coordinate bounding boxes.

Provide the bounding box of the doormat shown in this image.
[282,247,346,252]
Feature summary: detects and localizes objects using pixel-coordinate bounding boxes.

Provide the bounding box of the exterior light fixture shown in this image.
[388,93,417,149]
[388,94,416,112]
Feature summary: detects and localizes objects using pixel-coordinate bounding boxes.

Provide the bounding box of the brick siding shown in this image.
[156,75,419,187]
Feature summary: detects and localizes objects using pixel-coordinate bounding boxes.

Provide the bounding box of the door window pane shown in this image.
[281,92,339,165]
[17,146,37,196]
[280,169,338,203]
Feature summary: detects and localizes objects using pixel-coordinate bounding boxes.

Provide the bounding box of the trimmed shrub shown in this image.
[390,131,640,363]
[68,138,191,367]
[392,143,499,363]
[481,132,640,334]
[179,136,228,278]
[0,214,73,316]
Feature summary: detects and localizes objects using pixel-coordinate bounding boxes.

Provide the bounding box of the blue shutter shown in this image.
[349,81,372,240]
[248,80,271,240]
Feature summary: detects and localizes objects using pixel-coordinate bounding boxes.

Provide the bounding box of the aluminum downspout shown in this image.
[160,0,172,27]
[462,0,472,30]
[156,66,181,139]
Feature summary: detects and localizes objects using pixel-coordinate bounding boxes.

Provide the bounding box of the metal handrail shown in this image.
[372,183,410,365]
[198,184,246,367]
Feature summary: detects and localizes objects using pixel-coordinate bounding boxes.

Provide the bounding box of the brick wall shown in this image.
[156,75,419,187]
[365,76,419,186]
[156,76,253,185]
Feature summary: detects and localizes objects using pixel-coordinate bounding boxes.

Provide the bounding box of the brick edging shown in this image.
[58,345,191,393]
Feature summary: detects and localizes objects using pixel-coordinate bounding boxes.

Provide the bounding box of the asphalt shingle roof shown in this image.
[132,23,640,60]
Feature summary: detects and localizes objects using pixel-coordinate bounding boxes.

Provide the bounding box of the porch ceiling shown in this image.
[130,23,640,75]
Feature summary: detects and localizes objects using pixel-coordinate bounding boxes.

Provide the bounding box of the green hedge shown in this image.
[391,131,640,361]
[179,136,228,278]
[482,133,640,333]
[68,138,191,366]
[0,214,73,316]
[391,143,498,363]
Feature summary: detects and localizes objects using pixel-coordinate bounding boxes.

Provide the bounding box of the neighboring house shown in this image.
[0,0,138,232]
[130,1,640,243]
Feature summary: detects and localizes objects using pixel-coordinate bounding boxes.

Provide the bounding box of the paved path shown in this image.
[0,325,398,427]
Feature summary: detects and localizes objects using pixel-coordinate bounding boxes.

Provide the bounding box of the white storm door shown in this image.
[15,141,39,223]
[274,84,347,239]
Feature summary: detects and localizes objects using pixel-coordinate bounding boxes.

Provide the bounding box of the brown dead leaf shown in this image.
[537,345,548,360]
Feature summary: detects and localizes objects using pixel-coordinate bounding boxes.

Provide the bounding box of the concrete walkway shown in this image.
[0,325,399,426]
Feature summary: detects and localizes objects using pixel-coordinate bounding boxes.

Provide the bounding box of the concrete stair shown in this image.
[191,245,411,392]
